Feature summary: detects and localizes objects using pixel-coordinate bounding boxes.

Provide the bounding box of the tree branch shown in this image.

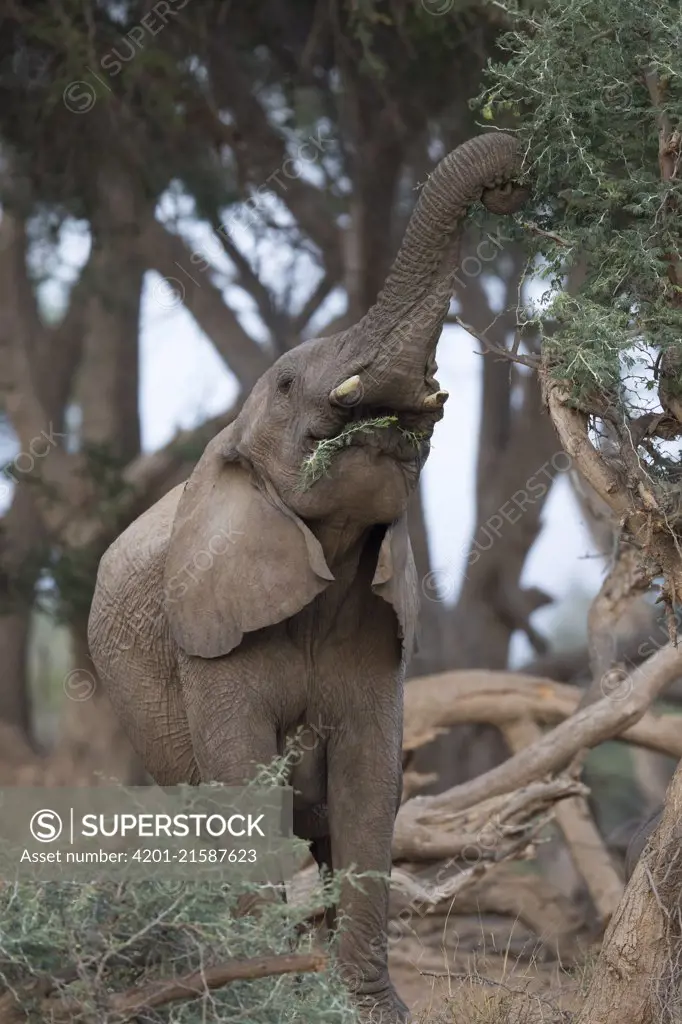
[205,48,342,278]
[138,218,272,389]
[0,953,327,1024]
[292,273,338,336]
[208,224,293,353]
[454,314,540,370]
[544,376,682,605]
[503,716,624,924]
[402,669,682,760]
[40,256,93,425]
[395,644,682,859]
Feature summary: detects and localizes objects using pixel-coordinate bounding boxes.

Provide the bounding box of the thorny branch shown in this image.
[0,953,327,1024]
[454,314,541,369]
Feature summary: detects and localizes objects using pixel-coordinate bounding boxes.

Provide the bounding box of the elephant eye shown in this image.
[276,372,295,396]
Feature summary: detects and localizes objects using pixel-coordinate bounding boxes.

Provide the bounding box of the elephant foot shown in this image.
[352,986,411,1023]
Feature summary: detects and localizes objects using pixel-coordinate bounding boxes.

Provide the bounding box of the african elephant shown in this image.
[88,132,528,1023]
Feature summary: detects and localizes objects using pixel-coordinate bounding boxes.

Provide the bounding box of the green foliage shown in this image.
[479,0,682,413]
[347,0,498,82]
[0,879,357,1023]
[45,544,103,626]
[300,416,428,489]
[0,761,361,1023]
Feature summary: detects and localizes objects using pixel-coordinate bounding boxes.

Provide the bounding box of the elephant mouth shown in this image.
[347,420,429,461]
[302,409,431,488]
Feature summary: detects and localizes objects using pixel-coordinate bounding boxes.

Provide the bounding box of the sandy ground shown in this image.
[387,916,590,1022]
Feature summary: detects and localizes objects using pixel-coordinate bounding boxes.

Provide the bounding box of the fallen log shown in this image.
[0,952,327,1024]
[395,645,682,861]
[403,669,682,760]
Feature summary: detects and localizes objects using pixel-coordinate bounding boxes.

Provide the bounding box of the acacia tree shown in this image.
[483,0,682,623]
[482,0,682,1012]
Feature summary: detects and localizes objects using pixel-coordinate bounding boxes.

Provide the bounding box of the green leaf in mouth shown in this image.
[299,415,429,490]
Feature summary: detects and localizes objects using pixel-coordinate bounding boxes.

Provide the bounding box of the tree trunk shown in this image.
[0,482,46,739]
[346,140,404,319]
[0,610,32,737]
[575,756,682,1024]
[58,164,148,783]
[78,166,145,463]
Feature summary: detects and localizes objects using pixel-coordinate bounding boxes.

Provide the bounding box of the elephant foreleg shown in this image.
[310,835,337,937]
[179,653,279,784]
[326,718,408,1024]
[178,654,286,916]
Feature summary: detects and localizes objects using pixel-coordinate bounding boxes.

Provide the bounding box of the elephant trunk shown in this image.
[343,133,528,410]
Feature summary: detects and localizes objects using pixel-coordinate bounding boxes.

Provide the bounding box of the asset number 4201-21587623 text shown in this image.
[131,848,258,863]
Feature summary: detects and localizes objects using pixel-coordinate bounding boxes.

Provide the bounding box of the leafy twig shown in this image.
[300,416,427,489]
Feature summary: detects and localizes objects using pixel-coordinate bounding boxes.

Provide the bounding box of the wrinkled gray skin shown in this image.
[625,806,663,881]
[88,133,528,1023]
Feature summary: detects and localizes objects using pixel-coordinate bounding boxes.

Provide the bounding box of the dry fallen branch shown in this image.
[390,863,584,956]
[392,773,586,861]
[402,769,439,801]
[395,644,682,860]
[402,669,682,760]
[0,953,327,1024]
[290,853,583,957]
[290,776,578,901]
[503,717,624,924]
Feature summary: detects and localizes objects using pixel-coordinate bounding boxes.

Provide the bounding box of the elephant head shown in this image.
[223,132,527,522]
[164,132,528,658]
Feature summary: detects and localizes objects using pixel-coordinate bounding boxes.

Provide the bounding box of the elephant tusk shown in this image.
[329,374,364,406]
[422,390,449,410]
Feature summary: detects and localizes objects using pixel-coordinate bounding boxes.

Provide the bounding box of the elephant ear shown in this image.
[164,432,334,658]
[371,515,419,661]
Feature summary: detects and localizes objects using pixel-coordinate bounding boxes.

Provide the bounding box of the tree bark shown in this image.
[0,481,46,739]
[398,644,682,840]
[78,165,146,462]
[575,756,682,1024]
[59,165,149,783]
[0,609,32,736]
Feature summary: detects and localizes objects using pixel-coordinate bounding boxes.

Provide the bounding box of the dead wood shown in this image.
[395,644,682,862]
[403,669,682,759]
[392,773,586,861]
[0,953,327,1024]
[390,863,585,957]
[503,717,624,926]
